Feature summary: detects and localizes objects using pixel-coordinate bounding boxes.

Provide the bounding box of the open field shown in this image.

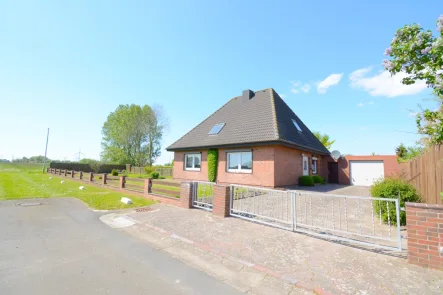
[0,163,155,210]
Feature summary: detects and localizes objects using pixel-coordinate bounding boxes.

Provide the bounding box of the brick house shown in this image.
[166,88,330,187]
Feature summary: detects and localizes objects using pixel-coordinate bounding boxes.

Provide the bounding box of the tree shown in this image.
[384,15,443,145]
[101,104,167,166]
[395,143,407,158]
[146,105,168,166]
[395,143,423,162]
[313,132,335,150]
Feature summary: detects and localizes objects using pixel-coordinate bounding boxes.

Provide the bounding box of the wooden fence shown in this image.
[399,144,443,204]
[130,166,173,177]
[46,168,180,199]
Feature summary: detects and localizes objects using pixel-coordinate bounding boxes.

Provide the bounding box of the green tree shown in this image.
[383,15,443,145]
[313,132,335,150]
[101,104,167,166]
[395,143,407,158]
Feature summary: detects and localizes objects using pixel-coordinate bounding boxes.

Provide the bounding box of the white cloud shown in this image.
[290,81,311,94]
[349,67,427,97]
[357,101,375,107]
[317,73,344,94]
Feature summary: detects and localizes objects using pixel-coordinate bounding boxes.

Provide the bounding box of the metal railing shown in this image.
[192,181,215,211]
[230,185,293,230]
[229,184,402,251]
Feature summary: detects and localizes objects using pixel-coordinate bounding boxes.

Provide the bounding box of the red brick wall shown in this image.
[406,202,443,270]
[173,150,208,182]
[217,146,276,187]
[326,155,401,185]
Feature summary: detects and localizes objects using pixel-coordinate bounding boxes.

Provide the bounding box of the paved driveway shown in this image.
[0,198,242,295]
[287,184,371,196]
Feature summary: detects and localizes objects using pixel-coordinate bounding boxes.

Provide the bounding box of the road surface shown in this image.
[0,198,242,295]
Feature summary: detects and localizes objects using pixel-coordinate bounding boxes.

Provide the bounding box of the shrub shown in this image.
[144,166,154,174]
[159,176,166,179]
[299,176,314,186]
[207,149,218,182]
[312,175,323,184]
[150,171,160,179]
[111,169,119,176]
[371,177,421,226]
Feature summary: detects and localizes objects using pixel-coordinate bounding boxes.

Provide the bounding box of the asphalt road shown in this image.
[0,198,242,295]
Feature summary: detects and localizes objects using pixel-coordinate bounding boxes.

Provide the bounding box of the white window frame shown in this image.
[227,151,252,173]
[184,153,201,171]
[312,157,318,174]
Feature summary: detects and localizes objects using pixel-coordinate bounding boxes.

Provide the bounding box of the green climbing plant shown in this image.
[207,149,218,182]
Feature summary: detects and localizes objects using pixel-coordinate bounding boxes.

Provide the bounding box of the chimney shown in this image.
[242,89,254,100]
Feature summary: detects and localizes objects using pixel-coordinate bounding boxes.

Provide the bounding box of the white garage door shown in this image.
[350,161,384,186]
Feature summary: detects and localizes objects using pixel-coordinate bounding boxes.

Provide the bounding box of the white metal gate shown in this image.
[230,185,402,251]
[192,181,215,211]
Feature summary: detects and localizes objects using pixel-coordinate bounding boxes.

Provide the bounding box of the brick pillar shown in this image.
[144,178,152,195]
[406,202,443,270]
[64,169,67,177]
[89,172,93,182]
[212,184,231,218]
[119,176,126,189]
[71,170,74,178]
[102,174,107,185]
[179,182,193,209]
[79,171,83,180]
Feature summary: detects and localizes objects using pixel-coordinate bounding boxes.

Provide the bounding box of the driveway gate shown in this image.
[230,185,402,251]
[192,181,215,211]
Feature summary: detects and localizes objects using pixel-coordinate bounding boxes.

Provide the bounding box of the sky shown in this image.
[0,0,441,164]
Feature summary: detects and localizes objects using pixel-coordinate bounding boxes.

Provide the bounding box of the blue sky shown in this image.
[1,1,440,163]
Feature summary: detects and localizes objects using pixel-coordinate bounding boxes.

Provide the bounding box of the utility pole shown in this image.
[42,128,49,173]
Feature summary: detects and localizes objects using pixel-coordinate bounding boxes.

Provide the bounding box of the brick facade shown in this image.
[172,145,324,187]
[406,202,443,270]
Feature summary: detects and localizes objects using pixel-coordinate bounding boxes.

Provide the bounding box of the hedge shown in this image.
[207,149,218,182]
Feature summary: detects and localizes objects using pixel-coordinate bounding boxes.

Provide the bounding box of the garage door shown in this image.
[350,161,384,186]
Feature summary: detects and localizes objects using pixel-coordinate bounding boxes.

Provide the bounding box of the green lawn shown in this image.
[0,163,156,210]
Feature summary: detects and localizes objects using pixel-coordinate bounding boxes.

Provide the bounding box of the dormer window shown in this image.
[208,123,225,135]
[292,119,302,132]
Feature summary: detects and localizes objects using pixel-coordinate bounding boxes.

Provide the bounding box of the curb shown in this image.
[139,221,335,294]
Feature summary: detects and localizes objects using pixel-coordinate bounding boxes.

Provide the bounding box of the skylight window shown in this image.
[292,119,302,132]
[208,123,225,135]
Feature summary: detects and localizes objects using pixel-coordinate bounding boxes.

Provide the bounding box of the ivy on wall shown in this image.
[207,149,218,182]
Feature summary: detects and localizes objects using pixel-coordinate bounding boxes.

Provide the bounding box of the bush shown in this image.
[159,176,166,179]
[371,177,421,226]
[111,169,119,176]
[312,175,323,184]
[144,166,154,174]
[207,149,218,182]
[150,171,160,179]
[299,176,314,186]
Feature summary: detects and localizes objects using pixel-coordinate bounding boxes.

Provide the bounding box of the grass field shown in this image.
[0,163,156,210]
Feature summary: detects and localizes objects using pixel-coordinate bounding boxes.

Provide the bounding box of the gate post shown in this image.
[89,172,93,182]
[64,169,67,177]
[119,176,125,189]
[71,170,74,178]
[79,171,83,180]
[102,173,107,185]
[213,184,230,218]
[179,182,193,209]
[144,178,152,195]
[291,192,297,230]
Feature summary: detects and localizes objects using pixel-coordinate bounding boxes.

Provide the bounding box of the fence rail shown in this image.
[400,144,443,204]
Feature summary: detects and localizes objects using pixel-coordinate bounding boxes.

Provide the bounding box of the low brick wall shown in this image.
[406,202,443,270]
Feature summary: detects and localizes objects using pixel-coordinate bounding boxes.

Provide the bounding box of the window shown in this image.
[292,119,302,132]
[312,157,318,174]
[208,123,225,135]
[227,151,252,173]
[184,153,201,171]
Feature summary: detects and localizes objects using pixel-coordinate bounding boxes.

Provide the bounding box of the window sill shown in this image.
[227,170,252,174]
[185,168,201,172]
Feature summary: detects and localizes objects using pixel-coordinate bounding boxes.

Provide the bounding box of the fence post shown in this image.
[71,170,74,178]
[58,169,62,175]
[180,182,193,209]
[89,172,93,182]
[120,176,126,189]
[102,173,107,185]
[79,171,83,180]
[64,169,67,177]
[213,184,230,218]
[144,178,152,194]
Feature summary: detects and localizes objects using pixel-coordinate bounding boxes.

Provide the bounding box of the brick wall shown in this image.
[406,202,443,270]
[173,150,208,182]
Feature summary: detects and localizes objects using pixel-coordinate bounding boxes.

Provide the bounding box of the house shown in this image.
[166,88,330,187]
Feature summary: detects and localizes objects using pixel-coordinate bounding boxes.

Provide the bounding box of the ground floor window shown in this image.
[312,157,318,174]
[184,153,201,171]
[227,151,252,173]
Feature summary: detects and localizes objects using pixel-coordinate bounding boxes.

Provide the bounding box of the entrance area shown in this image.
[328,162,339,183]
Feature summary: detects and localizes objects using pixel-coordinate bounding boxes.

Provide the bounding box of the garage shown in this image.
[350,160,384,186]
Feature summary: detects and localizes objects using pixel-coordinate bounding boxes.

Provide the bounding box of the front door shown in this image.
[302,156,309,176]
[328,162,339,183]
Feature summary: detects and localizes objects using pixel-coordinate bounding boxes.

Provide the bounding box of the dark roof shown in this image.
[167,88,330,155]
